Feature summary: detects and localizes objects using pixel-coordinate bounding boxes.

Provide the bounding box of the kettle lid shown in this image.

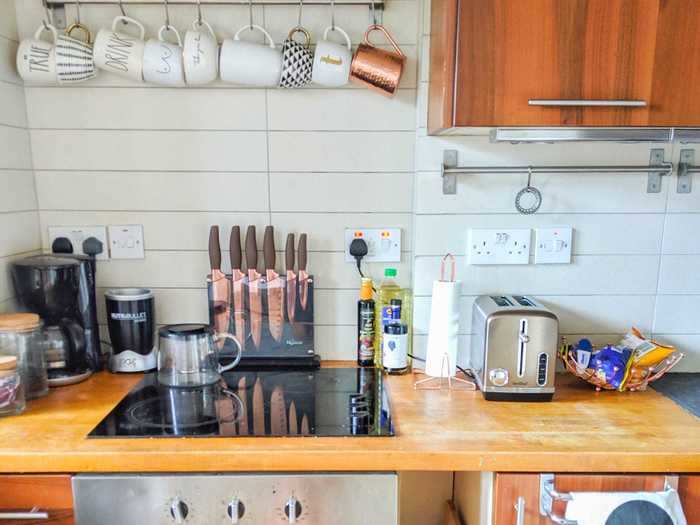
[12,255,80,268]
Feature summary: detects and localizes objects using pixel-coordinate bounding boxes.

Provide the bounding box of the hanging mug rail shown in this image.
[441,148,674,195]
[45,0,384,7]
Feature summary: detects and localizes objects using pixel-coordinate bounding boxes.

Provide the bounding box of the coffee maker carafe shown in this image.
[11,255,101,385]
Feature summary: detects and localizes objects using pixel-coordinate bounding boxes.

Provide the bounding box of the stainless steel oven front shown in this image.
[73,473,397,524]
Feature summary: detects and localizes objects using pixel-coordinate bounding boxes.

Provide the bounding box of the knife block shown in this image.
[207,274,316,367]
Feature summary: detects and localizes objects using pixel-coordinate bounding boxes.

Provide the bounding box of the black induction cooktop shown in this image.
[89,367,393,438]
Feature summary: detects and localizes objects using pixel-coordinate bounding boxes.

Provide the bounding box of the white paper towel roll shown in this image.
[425,280,461,377]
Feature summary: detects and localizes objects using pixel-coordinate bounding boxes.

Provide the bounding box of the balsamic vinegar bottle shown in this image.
[357,278,376,367]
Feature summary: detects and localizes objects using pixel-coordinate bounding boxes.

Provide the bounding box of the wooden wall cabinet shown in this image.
[0,475,74,524]
[429,0,700,133]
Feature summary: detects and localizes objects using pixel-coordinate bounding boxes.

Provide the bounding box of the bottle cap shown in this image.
[384,322,408,335]
[359,278,373,300]
[384,268,397,278]
[390,299,402,307]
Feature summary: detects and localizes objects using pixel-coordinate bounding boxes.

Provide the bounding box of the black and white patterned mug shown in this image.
[279,27,313,89]
[55,23,98,85]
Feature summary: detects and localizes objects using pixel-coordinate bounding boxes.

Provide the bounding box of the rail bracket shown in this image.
[678,149,695,194]
[442,150,458,195]
[646,148,667,194]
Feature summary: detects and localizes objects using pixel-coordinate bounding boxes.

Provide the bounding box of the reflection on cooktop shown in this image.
[89,368,393,438]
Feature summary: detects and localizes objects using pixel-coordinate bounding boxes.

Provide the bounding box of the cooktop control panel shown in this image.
[73,473,397,525]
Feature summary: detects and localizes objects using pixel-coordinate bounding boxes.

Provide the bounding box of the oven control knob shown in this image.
[489,368,509,386]
[170,498,189,523]
[227,498,245,523]
[284,496,302,523]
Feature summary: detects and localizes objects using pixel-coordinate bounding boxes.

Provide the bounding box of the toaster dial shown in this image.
[488,368,509,387]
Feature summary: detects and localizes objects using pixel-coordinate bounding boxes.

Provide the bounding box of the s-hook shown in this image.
[196,0,203,26]
[248,0,254,30]
[515,167,543,214]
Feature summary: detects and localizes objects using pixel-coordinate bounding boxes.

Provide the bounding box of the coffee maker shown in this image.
[11,255,102,385]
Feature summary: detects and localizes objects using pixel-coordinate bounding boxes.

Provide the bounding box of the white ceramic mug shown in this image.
[55,23,98,85]
[220,25,282,87]
[93,16,146,82]
[312,26,352,87]
[183,20,219,86]
[16,24,58,84]
[143,25,185,87]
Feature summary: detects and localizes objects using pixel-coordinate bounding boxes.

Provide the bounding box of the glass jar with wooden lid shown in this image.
[0,355,25,416]
[0,313,48,399]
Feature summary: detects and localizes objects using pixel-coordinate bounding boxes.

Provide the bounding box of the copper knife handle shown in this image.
[209,225,222,270]
[230,226,242,271]
[263,226,275,271]
[245,225,257,272]
[285,234,295,271]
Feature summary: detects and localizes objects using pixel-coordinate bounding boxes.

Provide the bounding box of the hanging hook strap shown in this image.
[248,0,254,30]
[163,0,171,29]
[440,254,456,282]
[74,0,81,24]
[196,0,203,26]
[118,0,127,17]
[41,0,53,29]
[330,0,335,30]
[527,166,533,187]
[370,0,378,26]
[297,0,304,27]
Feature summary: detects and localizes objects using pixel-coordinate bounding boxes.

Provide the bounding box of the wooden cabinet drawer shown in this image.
[0,476,73,524]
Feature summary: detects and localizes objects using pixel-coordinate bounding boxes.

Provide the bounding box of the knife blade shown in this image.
[285,234,297,324]
[270,385,287,436]
[209,225,230,336]
[288,400,298,435]
[246,226,262,349]
[298,233,309,311]
[300,413,310,435]
[230,226,246,352]
[237,376,248,435]
[264,226,284,343]
[253,377,264,436]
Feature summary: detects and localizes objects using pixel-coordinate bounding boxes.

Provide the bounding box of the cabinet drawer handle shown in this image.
[514,496,525,525]
[528,99,647,107]
[0,507,49,520]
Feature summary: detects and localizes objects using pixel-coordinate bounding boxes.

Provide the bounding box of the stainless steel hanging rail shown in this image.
[441,148,673,195]
[46,0,383,6]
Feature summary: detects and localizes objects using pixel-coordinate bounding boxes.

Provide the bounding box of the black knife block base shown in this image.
[208,274,316,368]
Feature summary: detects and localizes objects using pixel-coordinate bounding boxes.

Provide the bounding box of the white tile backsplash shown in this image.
[3,0,699,367]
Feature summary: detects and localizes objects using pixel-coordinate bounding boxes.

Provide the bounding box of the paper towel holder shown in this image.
[414,353,476,390]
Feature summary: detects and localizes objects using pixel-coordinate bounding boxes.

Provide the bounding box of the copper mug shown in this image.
[350,25,405,97]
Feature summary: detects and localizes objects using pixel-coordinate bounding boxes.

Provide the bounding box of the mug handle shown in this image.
[215,332,242,373]
[34,23,58,43]
[66,22,92,44]
[112,16,146,40]
[323,25,352,50]
[234,24,276,49]
[363,24,405,58]
[287,26,311,49]
[159,25,183,46]
[193,19,217,40]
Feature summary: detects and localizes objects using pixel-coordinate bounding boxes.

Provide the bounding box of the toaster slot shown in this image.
[513,295,535,307]
[491,296,513,307]
[518,319,528,378]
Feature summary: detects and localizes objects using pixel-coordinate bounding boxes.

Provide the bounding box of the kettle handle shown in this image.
[60,320,87,371]
[215,332,242,373]
[363,24,405,58]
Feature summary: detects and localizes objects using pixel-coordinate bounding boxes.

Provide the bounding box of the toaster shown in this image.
[471,295,559,401]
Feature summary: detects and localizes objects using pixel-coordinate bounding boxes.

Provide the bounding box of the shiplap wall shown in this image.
[0,1,40,314]
[412,0,700,371]
[14,0,417,360]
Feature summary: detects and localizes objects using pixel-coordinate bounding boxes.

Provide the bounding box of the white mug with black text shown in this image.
[93,16,146,82]
[143,25,186,87]
[183,20,219,86]
[16,24,58,84]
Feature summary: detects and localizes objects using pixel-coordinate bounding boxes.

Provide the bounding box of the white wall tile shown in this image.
[0,37,20,84]
[0,2,18,41]
[0,212,40,258]
[0,171,37,212]
[0,81,27,128]
[269,131,414,172]
[662,214,700,254]
[314,325,357,360]
[654,295,700,334]
[25,88,267,130]
[269,172,413,213]
[30,130,268,171]
[0,127,32,169]
[35,171,269,212]
[414,213,664,256]
[658,255,700,294]
[413,255,659,296]
[314,289,356,326]
[268,89,416,131]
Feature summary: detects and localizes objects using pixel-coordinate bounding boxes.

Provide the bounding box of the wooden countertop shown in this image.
[1,366,700,473]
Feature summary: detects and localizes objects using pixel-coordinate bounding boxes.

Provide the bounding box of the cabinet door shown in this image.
[451,0,660,127]
[493,473,682,525]
[649,0,700,125]
[0,475,73,524]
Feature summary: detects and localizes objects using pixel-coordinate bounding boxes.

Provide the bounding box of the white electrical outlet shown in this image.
[344,228,401,263]
[535,227,573,264]
[48,226,109,260]
[468,229,531,265]
[108,225,145,259]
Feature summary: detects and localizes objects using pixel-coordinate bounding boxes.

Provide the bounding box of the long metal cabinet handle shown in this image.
[529,99,647,107]
[514,496,525,525]
[0,508,49,520]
